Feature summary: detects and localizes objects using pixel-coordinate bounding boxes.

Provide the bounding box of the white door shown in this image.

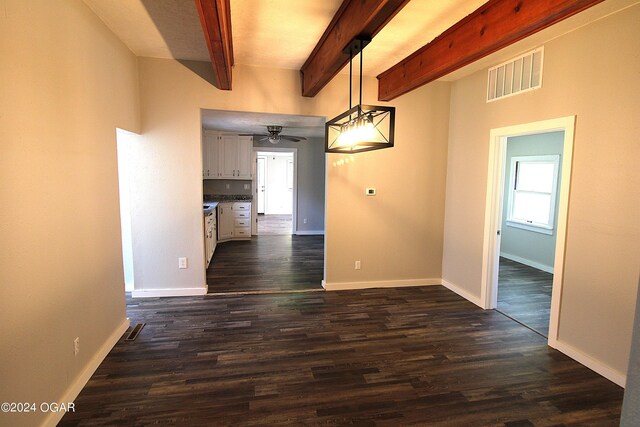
[257,156,266,214]
[265,154,293,215]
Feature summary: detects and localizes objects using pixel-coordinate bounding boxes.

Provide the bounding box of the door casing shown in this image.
[481,116,575,347]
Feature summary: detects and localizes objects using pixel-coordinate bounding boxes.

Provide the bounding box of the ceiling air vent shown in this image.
[487,47,544,102]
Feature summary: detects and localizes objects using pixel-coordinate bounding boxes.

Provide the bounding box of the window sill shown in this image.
[506,220,553,235]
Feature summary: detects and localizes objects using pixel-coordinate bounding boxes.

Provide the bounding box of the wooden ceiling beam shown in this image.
[195,0,234,90]
[377,0,604,101]
[300,0,411,98]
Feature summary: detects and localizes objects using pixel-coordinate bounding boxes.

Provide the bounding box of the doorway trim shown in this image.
[251,147,298,236]
[481,116,575,347]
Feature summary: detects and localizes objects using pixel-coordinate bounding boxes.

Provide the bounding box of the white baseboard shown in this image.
[323,278,440,291]
[43,317,130,427]
[295,230,325,236]
[132,286,208,298]
[550,339,626,387]
[441,279,484,308]
[500,252,554,274]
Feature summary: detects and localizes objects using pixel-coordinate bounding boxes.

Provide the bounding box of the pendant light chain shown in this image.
[359,41,363,112]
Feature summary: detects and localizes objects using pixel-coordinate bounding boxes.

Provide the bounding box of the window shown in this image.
[506,155,560,235]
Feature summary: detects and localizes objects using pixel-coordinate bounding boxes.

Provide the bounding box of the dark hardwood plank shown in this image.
[207,235,324,293]
[377,0,604,101]
[300,0,410,97]
[60,287,622,426]
[498,257,553,336]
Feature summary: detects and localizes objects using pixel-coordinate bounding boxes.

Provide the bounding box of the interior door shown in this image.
[257,156,266,214]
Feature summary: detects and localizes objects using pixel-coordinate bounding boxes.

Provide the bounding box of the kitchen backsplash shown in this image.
[203,179,252,196]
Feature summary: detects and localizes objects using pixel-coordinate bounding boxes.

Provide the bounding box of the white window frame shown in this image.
[506,154,560,235]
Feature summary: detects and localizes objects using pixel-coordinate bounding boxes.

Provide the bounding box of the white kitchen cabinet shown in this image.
[217,202,234,240]
[202,130,220,179]
[236,136,253,179]
[232,202,251,238]
[217,134,253,179]
[220,134,237,178]
[217,202,252,241]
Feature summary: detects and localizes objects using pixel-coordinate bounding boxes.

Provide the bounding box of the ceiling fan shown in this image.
[242,125,307,144]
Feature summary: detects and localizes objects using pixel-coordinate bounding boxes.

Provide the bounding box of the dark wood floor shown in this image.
[498,257,553,337]
[257,214,292,235]
[207,235,324,293]
[60,286,623,426]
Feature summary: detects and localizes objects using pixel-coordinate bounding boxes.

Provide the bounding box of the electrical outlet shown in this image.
[178,257,188,269]
[225,184,230,189]
[73,337,80,356]
[365,188,376,196]
[303,218,308,224]
[355,260,361,270]
[244,184,250,190]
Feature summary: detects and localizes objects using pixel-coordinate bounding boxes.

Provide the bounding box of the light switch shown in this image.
[178,257,188,269]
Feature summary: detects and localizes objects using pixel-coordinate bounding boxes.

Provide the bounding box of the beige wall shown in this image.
[325,82,450,286]
[134,58,449,292]
[0,1,140,426]
[443,5,640,375]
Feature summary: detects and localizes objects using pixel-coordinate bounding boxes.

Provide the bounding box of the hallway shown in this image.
[206,235,324,294]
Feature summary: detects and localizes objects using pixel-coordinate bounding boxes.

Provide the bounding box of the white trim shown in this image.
[295,230,325,235]
[552,339,627,387]
[132,286,208,298]
[323,278,440,291]
[505,220,553,235]
[441,279,484,308]
[500,252,554,274]
[482,115,576,345]
[252,147,298,236]
[43,318,130,427]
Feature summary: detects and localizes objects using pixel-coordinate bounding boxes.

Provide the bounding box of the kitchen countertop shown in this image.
[204,194,253,202]
[203,201,218,216]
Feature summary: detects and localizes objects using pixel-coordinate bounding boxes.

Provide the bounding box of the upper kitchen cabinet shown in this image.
[203,133,253,180]
[236,136,253,179]
[202,130,220,179]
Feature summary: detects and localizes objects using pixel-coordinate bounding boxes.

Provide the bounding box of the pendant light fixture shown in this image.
[325,37,395,154]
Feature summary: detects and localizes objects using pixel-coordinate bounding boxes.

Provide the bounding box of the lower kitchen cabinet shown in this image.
[217,202,251,241]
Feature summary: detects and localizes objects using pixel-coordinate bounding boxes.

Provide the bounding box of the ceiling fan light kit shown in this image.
[325,37,395,154]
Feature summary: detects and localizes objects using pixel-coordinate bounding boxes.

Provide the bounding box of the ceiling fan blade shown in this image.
[279,136,302,142]
[258,136,271,142]
[280,135,307,141]
[239,133,268,136]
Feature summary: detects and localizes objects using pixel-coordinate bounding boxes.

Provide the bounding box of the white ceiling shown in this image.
[84,0,210,61]
[201,110,326,137]
[84,0,487,76]
[83,0,635,78]
[84,0,636,134]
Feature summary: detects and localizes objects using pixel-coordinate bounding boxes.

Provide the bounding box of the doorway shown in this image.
[495,131,564,336]
[255,150,295,235]
[482,116,575,345]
